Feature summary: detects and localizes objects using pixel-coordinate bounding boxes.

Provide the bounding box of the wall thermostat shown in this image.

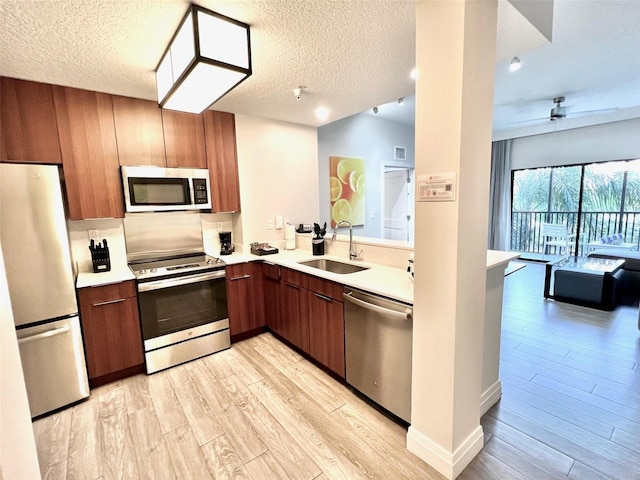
[417,172,456,202]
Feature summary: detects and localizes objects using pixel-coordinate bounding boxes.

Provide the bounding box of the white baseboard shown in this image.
[480,380,502,415]
[407,424,484,479]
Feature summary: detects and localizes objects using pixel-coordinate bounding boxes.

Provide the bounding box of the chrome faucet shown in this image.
[332,220,360,260]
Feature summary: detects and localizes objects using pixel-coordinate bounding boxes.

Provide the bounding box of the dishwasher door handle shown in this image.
[343,292,412,321]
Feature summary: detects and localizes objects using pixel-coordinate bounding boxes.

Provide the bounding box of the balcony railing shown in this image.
[511,211,640,257]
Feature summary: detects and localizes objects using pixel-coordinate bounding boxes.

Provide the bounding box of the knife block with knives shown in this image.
[89,239,111,273]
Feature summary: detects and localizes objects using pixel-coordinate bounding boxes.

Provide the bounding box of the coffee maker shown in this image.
[219,231,233,255]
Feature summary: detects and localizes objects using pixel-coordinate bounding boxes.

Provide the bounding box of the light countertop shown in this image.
[76,249,518,304]
[224,250,415,304]
[76,265,135,289]
[486,250,521,270]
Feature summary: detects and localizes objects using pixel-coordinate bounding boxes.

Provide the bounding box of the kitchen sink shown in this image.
[298,258,370,274]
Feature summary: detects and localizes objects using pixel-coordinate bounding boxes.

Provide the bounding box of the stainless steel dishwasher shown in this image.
[343,287,413,423]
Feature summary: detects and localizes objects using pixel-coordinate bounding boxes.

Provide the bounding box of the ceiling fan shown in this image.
[513,96,618,124]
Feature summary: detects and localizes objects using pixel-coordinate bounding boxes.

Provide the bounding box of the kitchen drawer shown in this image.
[307,275,343,302]
[262,261,281,280]
[78,280,136,306]
[282,267,309,289]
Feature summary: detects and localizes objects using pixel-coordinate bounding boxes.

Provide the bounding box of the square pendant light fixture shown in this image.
[155,4,252,114]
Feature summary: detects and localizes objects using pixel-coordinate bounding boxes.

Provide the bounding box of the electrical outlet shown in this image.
[88,229,99,241]
[217,222,223,231]
[267,218,274,230]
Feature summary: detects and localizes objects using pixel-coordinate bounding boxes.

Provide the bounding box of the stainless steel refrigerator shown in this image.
[0,163,89,417]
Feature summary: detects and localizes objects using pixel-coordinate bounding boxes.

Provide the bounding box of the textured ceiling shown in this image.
[1,0,639,136]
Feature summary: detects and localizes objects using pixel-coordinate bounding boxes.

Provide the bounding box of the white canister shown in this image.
[285,224,296,250]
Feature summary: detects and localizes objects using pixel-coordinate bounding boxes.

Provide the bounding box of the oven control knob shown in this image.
[207,259,213,264]
[139,269,147,275]
[150,268,157,273]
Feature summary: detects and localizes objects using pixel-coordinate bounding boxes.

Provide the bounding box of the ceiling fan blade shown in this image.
[509,116,549,124]
[566,107,619,116]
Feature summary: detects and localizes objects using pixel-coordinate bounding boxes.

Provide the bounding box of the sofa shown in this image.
[588,249,640,308]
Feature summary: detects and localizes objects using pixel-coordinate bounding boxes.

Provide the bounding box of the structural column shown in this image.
[408,1,498,479]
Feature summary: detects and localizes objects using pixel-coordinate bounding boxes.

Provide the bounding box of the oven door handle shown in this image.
[138,270,226,292]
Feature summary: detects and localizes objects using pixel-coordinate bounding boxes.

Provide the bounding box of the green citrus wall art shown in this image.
[329,156,365,228]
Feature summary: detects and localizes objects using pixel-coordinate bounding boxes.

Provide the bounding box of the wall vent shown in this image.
[394,146,406,161]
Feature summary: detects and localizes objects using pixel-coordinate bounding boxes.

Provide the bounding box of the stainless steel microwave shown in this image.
[121,166,212,213]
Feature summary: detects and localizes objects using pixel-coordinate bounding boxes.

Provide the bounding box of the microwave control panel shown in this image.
[192,178,209,204]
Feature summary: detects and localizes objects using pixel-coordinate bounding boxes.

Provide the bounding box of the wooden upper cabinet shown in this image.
[203,110,241,213]
[112,95,166,166]
[53,86,123,220]
[1,77,62,164]
[161,109,207,169]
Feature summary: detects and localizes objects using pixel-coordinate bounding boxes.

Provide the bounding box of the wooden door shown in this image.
[53,86,123,219]
[280,268,309,353]
[1,77,62,164]
[203,110,241,212]
[226,262,265,336]
[78,282,144,380]
[307,279,345,377]
[112,95,166,166]
[262,262,282,332]
[162,109,207,168]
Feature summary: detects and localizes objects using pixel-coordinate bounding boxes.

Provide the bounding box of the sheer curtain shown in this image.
[488,139,512,251]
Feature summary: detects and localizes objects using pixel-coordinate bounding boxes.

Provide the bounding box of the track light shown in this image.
[398,97,404,105]
[373,106,379,114]
[509,56,521,72]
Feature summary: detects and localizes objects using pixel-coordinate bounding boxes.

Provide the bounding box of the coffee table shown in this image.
[543,257,625,310]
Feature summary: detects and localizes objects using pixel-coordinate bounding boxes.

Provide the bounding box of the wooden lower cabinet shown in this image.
[262,262,282,332]
[280,267,310,353]
[77,281,144,386]
[307,277,345,378]
[226,262,265,337]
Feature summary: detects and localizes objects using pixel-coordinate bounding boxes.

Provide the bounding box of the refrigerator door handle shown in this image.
[18,325,71,344]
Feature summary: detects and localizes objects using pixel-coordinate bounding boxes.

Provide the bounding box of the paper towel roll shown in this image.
[285,224,295,250]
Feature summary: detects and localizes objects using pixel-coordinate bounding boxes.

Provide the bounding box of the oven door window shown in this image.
[138,277,227,340]
[129,177,190,206]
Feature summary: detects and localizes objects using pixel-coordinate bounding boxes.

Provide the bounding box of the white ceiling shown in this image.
[1,0,639,139]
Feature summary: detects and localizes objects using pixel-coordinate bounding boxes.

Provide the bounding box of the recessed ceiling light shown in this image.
[315,106,330,121]
[509,56,521,72]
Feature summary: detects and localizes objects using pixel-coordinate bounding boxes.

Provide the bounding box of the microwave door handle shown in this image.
[138,270,226,292]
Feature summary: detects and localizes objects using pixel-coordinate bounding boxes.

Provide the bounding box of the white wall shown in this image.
[0,244,41,479]
[318,113,415,238]
[510,117,640,170]
[234,115,319,251]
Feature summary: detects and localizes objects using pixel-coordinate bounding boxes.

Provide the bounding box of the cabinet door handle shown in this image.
[314,293,332,302]
[92,298,126,307]
[230,274,251,281]
[286,282,299,289]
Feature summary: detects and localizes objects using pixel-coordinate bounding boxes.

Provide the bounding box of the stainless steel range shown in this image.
[124,213,229,374]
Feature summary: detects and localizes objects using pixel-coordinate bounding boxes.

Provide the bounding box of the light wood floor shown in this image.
[33,262,640,479]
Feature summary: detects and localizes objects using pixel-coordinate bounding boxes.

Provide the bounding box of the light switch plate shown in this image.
[267,218,274,230]
[88,229,99,241]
